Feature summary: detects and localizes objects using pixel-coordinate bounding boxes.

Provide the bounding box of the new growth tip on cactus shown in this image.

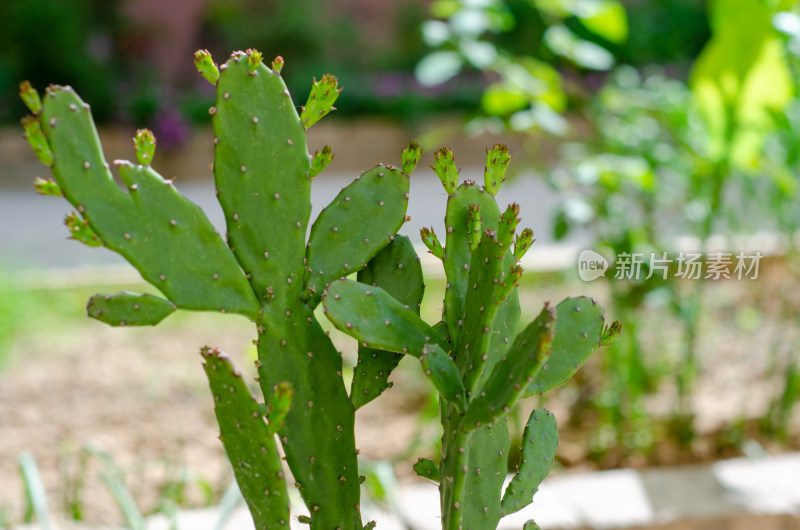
[24,48,618,530]
[323,146,620,529]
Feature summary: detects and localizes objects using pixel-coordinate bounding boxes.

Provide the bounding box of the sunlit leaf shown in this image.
[481,84,529,116]
[544,25,615,70]
[578,0,628,44]
[415,51,463,86]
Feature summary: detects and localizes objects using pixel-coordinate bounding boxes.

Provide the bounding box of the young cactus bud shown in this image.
[467,203,482,252]
[432,147,458,195]
[33,177,62,197]
[495,263,523,304]
[271,55,285,73]
[21,115,53,166]
[412,458,440,482]
[193,49,220,85]
[514,228,535,261]
[301,74,341,128]
[496,203,520,254]
[484,143,511,196]
[246,48,263,73]
[266,382,293,435]
[601,320,622,346]
[401,140,422,175]
[133,129,156,166]
[309,145,334,179]
[19,81,42,114]
[420,227,445,259]
[64,212,102,247]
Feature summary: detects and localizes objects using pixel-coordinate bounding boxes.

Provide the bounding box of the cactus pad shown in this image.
[501,408,558,515]
[304,165,409,307]
[525,297,611,396]
[351,236,424,409]
[201,347,290,529]
[87,292,176,326]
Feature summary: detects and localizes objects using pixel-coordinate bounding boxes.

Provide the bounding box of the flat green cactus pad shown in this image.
[200,347,290,529]
[87,292,176,326]
[525,297,606,396]
[501,408,558,516]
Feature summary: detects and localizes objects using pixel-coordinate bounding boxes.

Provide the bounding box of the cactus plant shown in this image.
[322,147,621,529]
[22,47,619,529]
[19,48,425,529]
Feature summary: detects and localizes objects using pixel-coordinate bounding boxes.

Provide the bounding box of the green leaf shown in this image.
[577,0,628,44]
[690,0,792,168]
[416,51,463,86]
[544,25,614,70]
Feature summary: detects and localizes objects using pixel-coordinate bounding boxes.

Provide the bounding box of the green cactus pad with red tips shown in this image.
[303,165,409,307]
[19,81,42,114]
[200,347,290,529]
[64,211,102,247]
[133,129,156,166]
[433,147,459,194]
[514,228,535,260]
[87,292,176,326]
[351,236,424,409]
[33,177,61,196]
[21,115,53,166]
[193,50,220,84]
[484,144,511,196]
[309,145,334,179]
[402,140,422,174]
[301,74,340,128]
[525,296,611,396]
[501,408,558,515]
[420,227,445,259]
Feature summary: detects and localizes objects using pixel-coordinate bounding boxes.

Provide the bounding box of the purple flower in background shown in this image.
[154,108,189,151]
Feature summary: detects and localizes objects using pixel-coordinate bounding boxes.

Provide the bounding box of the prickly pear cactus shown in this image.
[323,145,621,529]
[20,49,418,529]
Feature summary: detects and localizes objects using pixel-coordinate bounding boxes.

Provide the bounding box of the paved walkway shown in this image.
[0,167,587,274]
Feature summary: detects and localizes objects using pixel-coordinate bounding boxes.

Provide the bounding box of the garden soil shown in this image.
[1,258,799,526]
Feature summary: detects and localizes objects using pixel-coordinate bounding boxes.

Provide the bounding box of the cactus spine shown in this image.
[323,146,620,529]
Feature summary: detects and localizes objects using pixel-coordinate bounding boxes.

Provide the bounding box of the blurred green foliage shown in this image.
[0,0,126,123]
[420,0,800,461]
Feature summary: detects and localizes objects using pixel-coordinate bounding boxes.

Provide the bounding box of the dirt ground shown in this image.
[1,258,799,526]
